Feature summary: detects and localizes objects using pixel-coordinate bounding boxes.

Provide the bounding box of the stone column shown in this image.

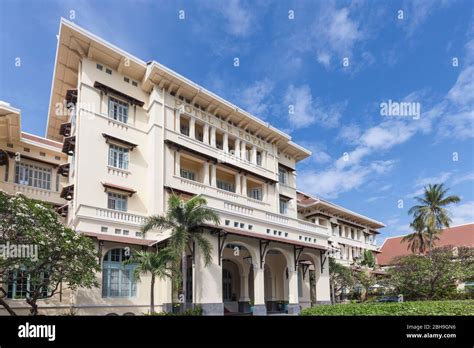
[175,151,181,176]
[189,117,195,139]
[175,111,181,132]
[240,141,246,161]
[223,133,229,152]
[210,127,216,147]
[251,146,257,164]
[194,233,224,315]
[210,164,217,187]
[203,123,209,144]
[234,138,240,158]
[241,175,247,196]
[235,173,241,195]
[203,162,210,186]
[316,254,331,304]
[287,266,300,315]
[252,263,267,315]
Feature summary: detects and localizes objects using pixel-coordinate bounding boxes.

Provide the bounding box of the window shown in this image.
[278,167,288,185]
[256,151,262,166]
[108,193,127,211]
[124,77,130,83]
[248,188,262,201]
[102,249,137,298]
[180,125,189,136]
[279,197,289,215]
[135,231,143,237]
[108,97,129,124]
[108,145,129,170]
[106,68,112,75]
[7,270,49,299]
[115,229,121,235]
[217,180,235,192]
[96,63,103,71]
[180,169,196,181]
[123,230,129,236]
[15,162,52,190]
[101,227,108,233]
[132,81,138,87]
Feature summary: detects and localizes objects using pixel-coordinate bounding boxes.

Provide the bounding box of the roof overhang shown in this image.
[0,103,21,143]
[297,190,385,230]
[46,19,311,162]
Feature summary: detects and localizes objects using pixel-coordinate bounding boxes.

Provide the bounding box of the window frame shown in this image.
[108,96,129,124]
[108,144,129,170]
[14,162,52,190]
[102,248,137,298]
[107,192,128,212]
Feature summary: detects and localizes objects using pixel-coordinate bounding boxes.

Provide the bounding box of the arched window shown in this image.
[222,269,232,301]
[102,248,137,298]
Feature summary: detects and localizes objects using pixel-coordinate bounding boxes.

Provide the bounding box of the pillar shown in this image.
[262,183,267,202]
[175,151,181,176]
[251,146,257,164]
[203,162,210,186]
[287,265,300,315]
[235,173,241,195]
[252,263,267,315]
[189,118,195,139]
[175,112,181,132]
[211,164,217,187]
[241,175,247,196]
[210,127,216,147]
[223,133,229,152]
[234,138,240,158]
[203,123,209,144]
[194,233,223,315]
[240,141,246,161]
[316,254,331,304]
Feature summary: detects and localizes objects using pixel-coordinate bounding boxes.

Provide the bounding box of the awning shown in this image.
[83,231,156,246]
[102,133,138,150]
[202,224,327,251]
[102,182,136,196]
[94,81,144,107]
[65,89,78,105]
[56,203,69,217]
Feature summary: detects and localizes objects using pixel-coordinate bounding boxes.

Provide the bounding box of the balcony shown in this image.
[1,181,64,205]
[165,128,276,182]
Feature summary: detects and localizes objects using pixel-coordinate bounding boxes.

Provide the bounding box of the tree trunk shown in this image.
[181,250,187,305]
[331,282,335,304]
[150,275,155,314]
[0,296,17,316]
[26,297,38,316]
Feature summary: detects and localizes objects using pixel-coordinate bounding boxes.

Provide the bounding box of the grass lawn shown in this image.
[300,300,474,316]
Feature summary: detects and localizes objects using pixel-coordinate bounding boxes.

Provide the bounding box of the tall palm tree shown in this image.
[124,249,173,314]
[402,217,434,254]
[408,183,460,255]
[141,194,220,304]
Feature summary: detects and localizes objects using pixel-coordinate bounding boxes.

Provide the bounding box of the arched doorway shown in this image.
[221,243,255,315]
[264,249,290,313]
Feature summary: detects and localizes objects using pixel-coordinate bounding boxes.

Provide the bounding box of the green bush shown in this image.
[300,300,474,316]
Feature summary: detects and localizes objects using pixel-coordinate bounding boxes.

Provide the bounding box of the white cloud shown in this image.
[210,0,255,37]
[283,84,346,130]
[238,79,274,118]
[452,172,474,186]
[400,0,452,36]
[450,201,474,226]
[298,160,395,199]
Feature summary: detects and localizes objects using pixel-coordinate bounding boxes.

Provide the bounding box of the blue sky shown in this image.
[0,0,473,243]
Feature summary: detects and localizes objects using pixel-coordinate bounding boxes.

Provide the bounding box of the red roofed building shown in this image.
[377,223,474,266]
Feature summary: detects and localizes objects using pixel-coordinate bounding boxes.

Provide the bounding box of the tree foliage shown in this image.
[0,191,100,315]
[384,246,474,301]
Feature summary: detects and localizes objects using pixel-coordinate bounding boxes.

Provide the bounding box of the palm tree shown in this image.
[408,183,460,255]
[124,249,173,314]
[402,216,434,254]
[141,194,220,305]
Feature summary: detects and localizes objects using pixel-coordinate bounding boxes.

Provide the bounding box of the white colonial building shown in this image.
[0,19,383,316]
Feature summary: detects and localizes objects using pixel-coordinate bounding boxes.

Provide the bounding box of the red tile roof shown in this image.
[377,224,474,266]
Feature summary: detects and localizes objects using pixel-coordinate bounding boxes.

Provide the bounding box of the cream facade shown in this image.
[0,19,383,316]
